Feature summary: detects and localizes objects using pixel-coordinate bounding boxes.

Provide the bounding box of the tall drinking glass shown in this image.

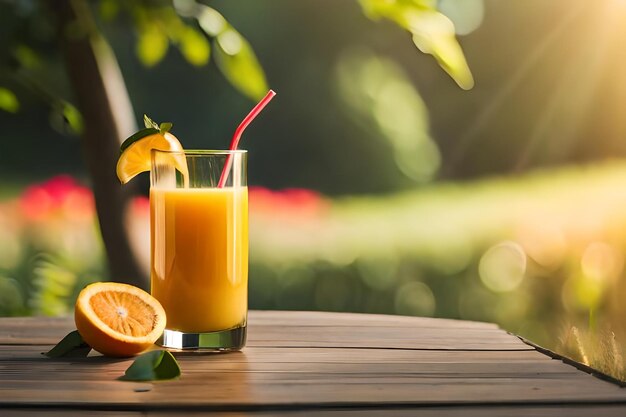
[150,150,248,350]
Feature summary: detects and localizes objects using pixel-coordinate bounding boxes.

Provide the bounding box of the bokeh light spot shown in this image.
[581,241,623,283]
[561,274,603,312]
[217,30,243,56]
[356,257,398,291]
[517,222,567,270]
[479,241,526,293]
[394,281,435,317]
[438,0,485,35]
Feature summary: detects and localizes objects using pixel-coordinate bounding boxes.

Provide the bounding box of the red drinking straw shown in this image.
[217,90,277,188]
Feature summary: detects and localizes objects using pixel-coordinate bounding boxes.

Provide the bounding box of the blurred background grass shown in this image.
[2,0,626,378]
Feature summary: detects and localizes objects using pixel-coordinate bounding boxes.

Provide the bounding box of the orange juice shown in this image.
[150,187,248,333]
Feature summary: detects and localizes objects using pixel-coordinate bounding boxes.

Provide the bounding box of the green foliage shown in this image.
[1,0,473,132]
[0,88,20,113]
[335,49,440,182]
[98,0,120,21]
[12,45,42,71]
[358,0,474,89]
[60,102,84,135]
[190,3,269,100]
[176,26,211,66]
[559,326,625,381]
[136,25,169,67]
[133,5,211,67]
[0,275,24,315]
[213,28,269,101]
[44,100,84,136]
[30,255,79,316]
[125,1,266,100]
[0,0,269,126]
[120,350,181,381]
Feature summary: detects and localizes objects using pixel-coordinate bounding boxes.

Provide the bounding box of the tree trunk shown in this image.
[54,0,148,289]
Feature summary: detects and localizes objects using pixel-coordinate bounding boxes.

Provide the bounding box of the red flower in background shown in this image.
[18,177,328,222]
[249,186,329,219]
[20,175,95,221]
[130,195,150,218]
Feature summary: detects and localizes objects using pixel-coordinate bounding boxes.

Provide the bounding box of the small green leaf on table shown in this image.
[44,330,92,358]
[120,350,181,381]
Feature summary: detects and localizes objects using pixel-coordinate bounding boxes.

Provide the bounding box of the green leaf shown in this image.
[136,26,169,67]
[159,122,173,133]
[359,0,434,19]
[50,102,83,136]
[126,115,173,153]
[62,102,84,134]
[178,27,210,66]
[409,11,474,90]
[44,330,92,358]
[13,44,41,70]
[120,350,181,381]
[144,114,160,130]
[214,28,268,101]
[0,88,20,113]
[120,127,160,153]
[357,0,474,90]
[99,0,120,21]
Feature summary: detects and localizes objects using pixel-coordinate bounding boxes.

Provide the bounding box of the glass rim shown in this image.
[151,149,248,156]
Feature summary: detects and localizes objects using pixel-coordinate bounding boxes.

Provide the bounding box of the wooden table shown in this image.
[1,311,625,416]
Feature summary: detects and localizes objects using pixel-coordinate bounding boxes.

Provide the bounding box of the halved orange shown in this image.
[74,282,166,357]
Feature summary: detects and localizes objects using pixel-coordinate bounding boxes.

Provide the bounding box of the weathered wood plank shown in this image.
[247,326,529,350]
[0,317,75,345]
[0,352,578,379]
[0,313,529,350]
[0,311,497,336]
[248,311,499,329]
[1,374,626,407]
[0,345,552,363]
[2,405,626,417]
[4,407,626,417]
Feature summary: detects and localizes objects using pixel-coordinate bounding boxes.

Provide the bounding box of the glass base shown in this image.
[157,325,246,351]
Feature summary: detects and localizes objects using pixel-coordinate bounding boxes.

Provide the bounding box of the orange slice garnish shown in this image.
[74,282,166,357]
[116,115,188,184]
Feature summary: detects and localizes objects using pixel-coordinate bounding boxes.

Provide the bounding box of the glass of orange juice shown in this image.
[150,149,248,350]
